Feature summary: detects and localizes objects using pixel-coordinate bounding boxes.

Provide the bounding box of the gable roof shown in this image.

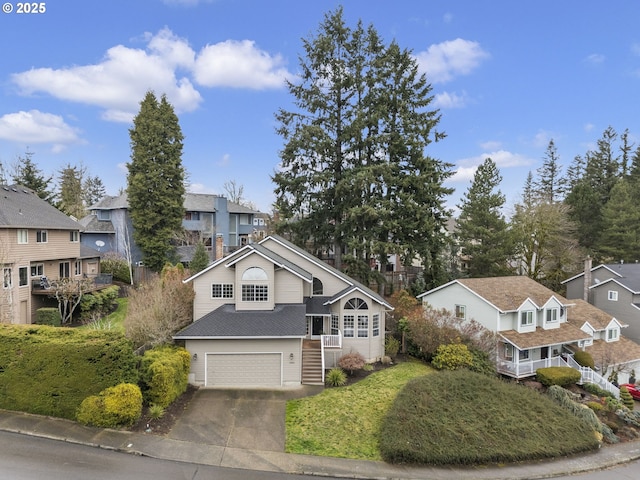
[224,242,312,283]
[561,263,640,292]
[174,303,306,339]
[0,185,81,230]
[568,337,640,368]
[567,298,627,331]
[420,276,570,312]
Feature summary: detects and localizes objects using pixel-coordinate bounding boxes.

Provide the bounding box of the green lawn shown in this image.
[81,297,128,333]
[285,360,432,460]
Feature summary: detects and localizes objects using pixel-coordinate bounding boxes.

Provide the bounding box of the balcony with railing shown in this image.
[31,274,114,295]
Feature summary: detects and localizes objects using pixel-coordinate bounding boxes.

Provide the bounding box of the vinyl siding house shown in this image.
[0,185,103,324]
[418,277,637,395]
[80,192,267,265]
[174,234,392,388]
[563,262,640,344]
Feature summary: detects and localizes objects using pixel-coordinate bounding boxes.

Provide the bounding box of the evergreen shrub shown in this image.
[35,308,62,327]
[536,367,581,387]
[431,343,474,371]
[77,383,142,427]
[325,367,347,387]
[573,351,595,369]
[139,345,190,408]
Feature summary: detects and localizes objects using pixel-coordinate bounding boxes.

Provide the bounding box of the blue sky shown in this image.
[1,1,639,215]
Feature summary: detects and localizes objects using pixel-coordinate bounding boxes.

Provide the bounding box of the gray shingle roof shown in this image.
[78,214,115,233]
[174,304,307,338]
[0,184,81,230]
[598,263,640,292]
[304,296,332,315]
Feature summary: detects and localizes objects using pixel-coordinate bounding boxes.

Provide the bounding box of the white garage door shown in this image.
[206,353,282,387]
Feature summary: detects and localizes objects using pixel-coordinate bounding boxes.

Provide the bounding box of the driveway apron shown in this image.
[167,389,297,452]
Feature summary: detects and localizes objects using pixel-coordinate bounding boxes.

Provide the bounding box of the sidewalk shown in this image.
[1,408,640,479]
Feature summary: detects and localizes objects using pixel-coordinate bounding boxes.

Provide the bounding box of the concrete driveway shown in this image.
[167,387,322,452]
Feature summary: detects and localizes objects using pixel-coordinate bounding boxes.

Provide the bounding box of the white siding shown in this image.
[274,269,304,304]
[192,264,236,321]
[235,255,274,311]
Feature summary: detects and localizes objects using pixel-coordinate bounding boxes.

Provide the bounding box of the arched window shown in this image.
[241,267,268,301]
[242,267,268,281]
[345,297,368,310]
[343,297,368,338]
[312,277,323,295]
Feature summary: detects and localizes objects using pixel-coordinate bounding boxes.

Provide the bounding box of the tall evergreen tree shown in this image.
[127,91,186,272]
[599,178,640,262]
[456,158,512,277]
[83,175,106,207]
[273,7,452,287]
[11,150,53,202]
[57,163,86,219]
[534,139,564,202]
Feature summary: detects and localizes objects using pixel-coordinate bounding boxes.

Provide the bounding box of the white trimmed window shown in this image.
[455,305,466,319]
[545,308,558,323]
[30,263,44,277]
[312,277,323,295]
[607,328,619,341]
[520,310,534,327]
[74,260,82,276]
[344,315,355,338]
[372,314,380,337]
[70,231,79,242]
[504,344,514,360]
[212,284,233,299]
[241,267,268,302]
[331,314,339,335]
[519,349,530,361]
[59,261,70,278]
[3,268,11,289]
[36,230,48,243]
[357,315,369,338]
[19,267,28,286]
[608,290,618,301]
[17,229,28,244]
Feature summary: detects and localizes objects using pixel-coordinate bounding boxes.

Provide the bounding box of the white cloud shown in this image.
[415,38,490,84]
[193,39,292,89]
[12,30,202,122]
[584,53,605,65]
[433,91,467,108]
[0,110,80,147]
[480,140,502,151]
[449,165,477,183]
[187,183,217,194]
[217,153,231,167]
[450,150,534,183]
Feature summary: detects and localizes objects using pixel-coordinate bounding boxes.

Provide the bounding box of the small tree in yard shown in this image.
[338,352,366,375]
[124,264,194,349]
[431,343,474,371]
[50,278,93,324]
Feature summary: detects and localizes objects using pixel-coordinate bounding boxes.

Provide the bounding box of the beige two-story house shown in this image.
[0,185,102,324]
[174,234,392,388]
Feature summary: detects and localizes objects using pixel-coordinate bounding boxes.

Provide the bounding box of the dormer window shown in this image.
[241,267,268,302]
[545,308,559,323]
[607,328,619,341]
[97,210,111,221]
[520,310,534,327]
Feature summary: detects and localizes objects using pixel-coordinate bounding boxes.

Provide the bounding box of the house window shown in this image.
[211,284,233,299]
[242,285,268,302]
[184,211,200,220]
[69,231,79,242]
[36,230,48,243]
[97,210,111,221]
[608,290,618,301]
[345,297,368,310]
[74,260,82,276]
[357,315,369,338]
[519,349,530,361]
[239,214,250,225]
[312,277,323,295]
[3,268,11,289]
[545,308,558,323]
[17,229,28,244]
[30,263,44,277]
[372,314,380,337]
[343,315,355,338]
[331,314,339,335]
[455,305,466,319]
[19,267,28,286]
[59,262,70,279]
[504,344,513,361]
[607,328,619,341]
[520,310,534,327]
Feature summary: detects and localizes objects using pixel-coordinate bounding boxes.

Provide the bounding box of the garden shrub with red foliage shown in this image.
[338,352,366,375]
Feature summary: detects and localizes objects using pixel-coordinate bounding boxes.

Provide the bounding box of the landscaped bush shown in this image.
[35,308,62,327]
[384,336,400,358]
[77,383,142,427]
[100,252,132,284]
[467,348,497,376]
[338,352,366,374]
[0,324,138,419]
[620,386,635,410]
[583,382,615,398]
[325,367,347,387]
[138,345,190,408]
[536,366,581,387]
[573,350,595,369]
[379,370,600,465]
[80,285,120,320]
[431,343,473,371]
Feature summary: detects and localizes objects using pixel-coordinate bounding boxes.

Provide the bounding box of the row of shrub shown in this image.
[79,285,120,320]
[0,324,190,427]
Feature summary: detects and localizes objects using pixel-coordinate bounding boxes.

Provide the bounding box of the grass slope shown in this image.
[286,360,432,460]
[379,369,601,465]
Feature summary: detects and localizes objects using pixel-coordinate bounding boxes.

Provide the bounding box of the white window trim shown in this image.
[36,230,48,244]
[211,283,234,299]
[30,263,44,277]
[455,304,466,320]
[18,266,28,287]
[17,229,28,244]
[372,313,380,337]
[545,308,559,323]
[3,267,12,289]
[357,314,369,338]
[607,328,619,342]
[520,310,534,327]
[343,314,355,338]
[74,260,82,276]
[608,290,618,301]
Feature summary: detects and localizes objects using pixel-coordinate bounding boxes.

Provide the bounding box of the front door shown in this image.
[311,316,324,338]
[540,347,549,360]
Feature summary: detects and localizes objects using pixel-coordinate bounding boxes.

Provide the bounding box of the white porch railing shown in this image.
[320,332,342,383]
[498,355,620,398]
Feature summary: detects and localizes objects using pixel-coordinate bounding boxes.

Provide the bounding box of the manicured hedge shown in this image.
[80,285,120,319]
[35,308,62,327]
[77,383,143,427]
[0,324,138,419]
[139,345,190,408]
[536,366,582,387]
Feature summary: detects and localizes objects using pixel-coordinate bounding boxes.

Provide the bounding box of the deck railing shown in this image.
[320,331,342,383]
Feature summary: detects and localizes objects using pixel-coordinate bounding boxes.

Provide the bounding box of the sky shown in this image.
[1,1,639,215]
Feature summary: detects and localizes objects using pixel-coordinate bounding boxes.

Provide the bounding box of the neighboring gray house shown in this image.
[80,192,267,265]
[174,234,392,388]
[562,261,640,344]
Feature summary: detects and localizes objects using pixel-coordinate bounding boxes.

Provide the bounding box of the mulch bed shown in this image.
[129,384,199,435]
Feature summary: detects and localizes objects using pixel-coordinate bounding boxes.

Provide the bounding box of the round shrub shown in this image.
[619,386,635,410]
[139,346,191,408]
[338,352,366,375]
[431,343,473,371]
[77,383,142,427]
[35,308,62,327]
[325,367,347,387]
[573,351,595,369]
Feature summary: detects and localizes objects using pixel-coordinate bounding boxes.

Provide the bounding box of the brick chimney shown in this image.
[215,234,224,260]
[583,256,592,302]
